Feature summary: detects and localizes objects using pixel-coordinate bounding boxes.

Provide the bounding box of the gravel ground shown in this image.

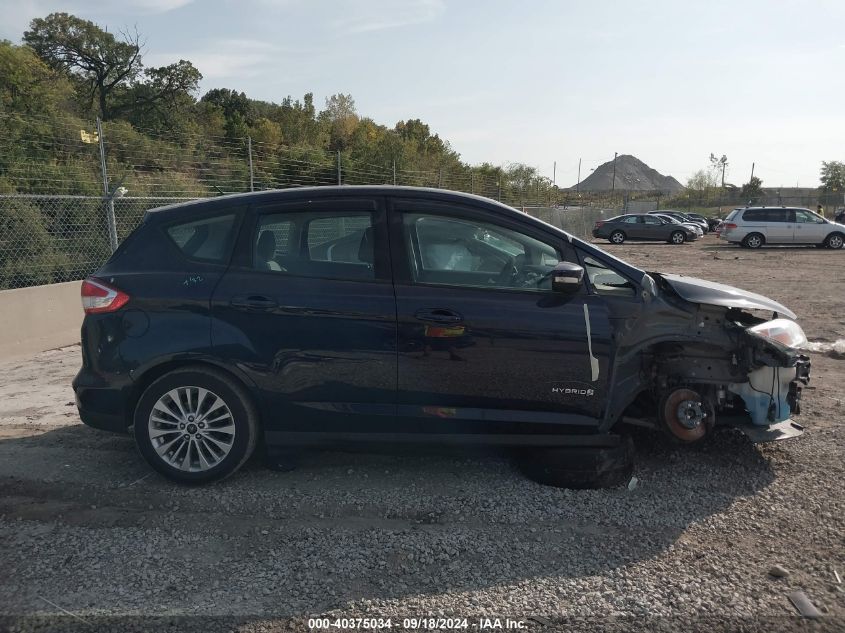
[0,235,843,632]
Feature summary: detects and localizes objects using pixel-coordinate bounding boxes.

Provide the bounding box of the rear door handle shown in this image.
[230,295,278,311]
[414,308,463,324]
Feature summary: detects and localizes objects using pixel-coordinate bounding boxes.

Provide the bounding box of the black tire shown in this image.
[824,232,844,249]
[742,232,764,249]
[609,230,626,244]
[517,436,634,489]
[133,366,259,484]
[669,230,686,245]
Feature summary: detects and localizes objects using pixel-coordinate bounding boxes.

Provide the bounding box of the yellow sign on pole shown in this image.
[80,130,99,144]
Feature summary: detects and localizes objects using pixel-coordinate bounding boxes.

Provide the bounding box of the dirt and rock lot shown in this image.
[0,235,843,631]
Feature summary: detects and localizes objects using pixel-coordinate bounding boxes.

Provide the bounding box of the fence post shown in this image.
[438,169,442,188]
[247,136,254,192]
[393,160,396,186]
[96,117,119,252]
[337,151,342,185]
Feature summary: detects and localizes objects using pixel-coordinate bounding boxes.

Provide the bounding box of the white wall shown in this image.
[0,281,82,360]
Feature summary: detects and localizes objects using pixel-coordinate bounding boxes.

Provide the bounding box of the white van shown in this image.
[718,207,845,248]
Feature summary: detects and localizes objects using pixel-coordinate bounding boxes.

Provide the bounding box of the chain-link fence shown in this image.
[0,195,195,289]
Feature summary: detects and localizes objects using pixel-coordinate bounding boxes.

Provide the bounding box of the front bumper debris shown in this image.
[737,419,805,443]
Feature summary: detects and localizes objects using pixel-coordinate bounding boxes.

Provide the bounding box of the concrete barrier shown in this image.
[0,281,82,360]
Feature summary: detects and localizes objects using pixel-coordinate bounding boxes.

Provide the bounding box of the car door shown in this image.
[619,215,643,238]
[389,197,614,437]
[764,208,794,243]
[641,214,665,240]
[210,196,398,439]
[793,209,828,244]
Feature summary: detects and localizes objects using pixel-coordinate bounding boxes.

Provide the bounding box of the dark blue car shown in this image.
[73,187,811,486]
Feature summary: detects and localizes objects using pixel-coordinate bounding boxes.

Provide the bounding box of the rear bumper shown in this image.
[72,367,132,434]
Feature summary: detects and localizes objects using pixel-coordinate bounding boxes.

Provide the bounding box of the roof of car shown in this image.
[144,186,507,216]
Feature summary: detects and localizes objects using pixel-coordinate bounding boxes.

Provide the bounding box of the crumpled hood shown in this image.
[657,273,797,320]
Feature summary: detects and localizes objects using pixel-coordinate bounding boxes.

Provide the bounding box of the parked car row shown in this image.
[592,206,844,250]
[592,213,701,244]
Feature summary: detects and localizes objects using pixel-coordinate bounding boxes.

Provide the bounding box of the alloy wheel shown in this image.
[148,386,235,472]
[827,234,844,249]
[745,234,763,248]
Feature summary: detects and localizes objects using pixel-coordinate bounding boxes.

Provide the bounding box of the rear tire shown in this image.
[518,437,634,489]
[742,233,764,248]
[133,366,259,485]
[609,230,625,244]
[824,232,844,249]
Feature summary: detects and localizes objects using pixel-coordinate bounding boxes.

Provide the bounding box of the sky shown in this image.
[2,0,844,188]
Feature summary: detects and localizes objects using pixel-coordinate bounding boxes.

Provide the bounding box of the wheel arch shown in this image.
[126,358,264,430]
[825,230,844,247]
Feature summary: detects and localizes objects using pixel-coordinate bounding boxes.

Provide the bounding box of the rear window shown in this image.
[742,208,792,222]
[166,214,237,263]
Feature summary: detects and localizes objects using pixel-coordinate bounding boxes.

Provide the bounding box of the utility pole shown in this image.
[96,117,118,252]
[392,160,396,186]
[576,158,581,193]
[553,161,556,187]
[336,151,341,185]
[247,136,254,192]
[750,162,755,182]
[721,160,726,188]
[611,152,618,194]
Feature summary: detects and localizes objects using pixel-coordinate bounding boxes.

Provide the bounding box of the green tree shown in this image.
[322,93,359,151]
[0,40,73,113]
[24,13,200,122]
[24,13,142,119]
[820,161,845,192]
[0,200,64,288]
[740,176,763,201]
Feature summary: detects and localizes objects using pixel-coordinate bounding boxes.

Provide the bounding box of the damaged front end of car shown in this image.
[608,272,811,444]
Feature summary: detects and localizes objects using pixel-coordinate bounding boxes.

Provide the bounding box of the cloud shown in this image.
[0,0,195,39]
[331,0,445,33]
[145,39,281,80]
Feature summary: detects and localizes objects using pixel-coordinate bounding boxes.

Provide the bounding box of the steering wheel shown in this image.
[498,255,527,286]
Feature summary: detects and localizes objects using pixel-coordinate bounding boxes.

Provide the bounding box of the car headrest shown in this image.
[256,230,277,265]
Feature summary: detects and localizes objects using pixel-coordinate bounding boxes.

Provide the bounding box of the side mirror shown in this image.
[551,261,584,293]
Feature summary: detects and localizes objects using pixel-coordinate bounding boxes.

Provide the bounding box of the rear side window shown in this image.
[742,209,792,222]
[254,212,375,280]
[166,214,237,263]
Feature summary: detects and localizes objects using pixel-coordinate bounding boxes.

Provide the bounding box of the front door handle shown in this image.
[230,295,278,311]
[414,308,463,324]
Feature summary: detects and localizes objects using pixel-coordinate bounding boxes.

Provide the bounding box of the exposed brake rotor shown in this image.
[660,387,714,443]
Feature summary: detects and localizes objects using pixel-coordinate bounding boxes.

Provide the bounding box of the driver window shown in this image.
[643,216,661,224]
[795,210,821,223]
[403,213,562,291]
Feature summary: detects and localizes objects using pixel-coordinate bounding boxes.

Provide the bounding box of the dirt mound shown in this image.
[573,154,684,192]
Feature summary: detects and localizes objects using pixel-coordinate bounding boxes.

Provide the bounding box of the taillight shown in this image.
[723,222,737,231]
[594,221,604,228]
[81,278,130,314]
